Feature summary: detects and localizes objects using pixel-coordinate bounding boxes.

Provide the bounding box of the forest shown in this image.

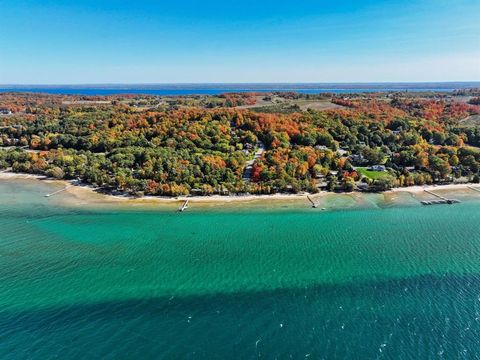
[1,91,479,196]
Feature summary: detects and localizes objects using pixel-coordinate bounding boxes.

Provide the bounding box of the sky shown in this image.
[0,0,479,84]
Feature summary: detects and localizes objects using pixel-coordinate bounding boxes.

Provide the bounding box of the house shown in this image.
[0,108,12,115]
[348,154,367,164]
[315,145,329,151]
[219,186,229,195]
[316,181,328,190]
[368,165,386,171]
[356,183,370,191]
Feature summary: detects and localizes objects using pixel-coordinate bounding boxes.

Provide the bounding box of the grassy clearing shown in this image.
[459,114,480,127]
[356,167,393,180]
[292,99,346,111]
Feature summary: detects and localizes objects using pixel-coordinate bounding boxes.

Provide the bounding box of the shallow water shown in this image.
[0,180,479,359]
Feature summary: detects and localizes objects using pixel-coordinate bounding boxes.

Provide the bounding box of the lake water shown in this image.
[0,180,480,359]
[1,82,479,96]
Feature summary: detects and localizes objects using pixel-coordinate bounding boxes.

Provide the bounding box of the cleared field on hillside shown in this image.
[237,95,345,111]
[459,114,480,127]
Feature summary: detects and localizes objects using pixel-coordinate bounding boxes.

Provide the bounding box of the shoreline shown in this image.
[388,183,478,194]
[0,171,316,206]
[1,171,479,207]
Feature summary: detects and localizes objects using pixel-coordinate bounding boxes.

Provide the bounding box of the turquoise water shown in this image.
[1,180,480,359]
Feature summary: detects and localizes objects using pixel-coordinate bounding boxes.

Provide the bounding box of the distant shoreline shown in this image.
[1,82,479,96]
[2,81,480,88]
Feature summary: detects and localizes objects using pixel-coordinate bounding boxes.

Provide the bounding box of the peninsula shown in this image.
[1,89,479,198]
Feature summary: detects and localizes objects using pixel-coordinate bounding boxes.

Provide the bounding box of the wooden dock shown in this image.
[421,199,460,205]
[178,199,189,212]
[421,190,460,205]
[307,195,318,208]
[45,185,72,197]
[468,186,480,193]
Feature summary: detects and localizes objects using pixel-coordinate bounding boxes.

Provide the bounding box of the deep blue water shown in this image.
[1,82,478,96]
[0,88,460,96]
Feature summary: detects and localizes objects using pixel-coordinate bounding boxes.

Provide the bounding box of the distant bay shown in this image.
[1,82,479,96]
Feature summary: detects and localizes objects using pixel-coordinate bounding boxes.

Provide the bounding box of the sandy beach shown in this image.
[1,171,479,208]
[0,171,319,207]
[389,183,478,193]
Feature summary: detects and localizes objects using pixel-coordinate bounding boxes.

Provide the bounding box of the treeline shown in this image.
[1,93,480,196]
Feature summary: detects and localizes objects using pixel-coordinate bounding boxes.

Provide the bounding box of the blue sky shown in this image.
[0,0,479,84]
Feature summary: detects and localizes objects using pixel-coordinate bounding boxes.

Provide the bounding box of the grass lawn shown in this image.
[356,167,393,180]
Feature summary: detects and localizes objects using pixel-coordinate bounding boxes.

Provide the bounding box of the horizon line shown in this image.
[1,81,480,87]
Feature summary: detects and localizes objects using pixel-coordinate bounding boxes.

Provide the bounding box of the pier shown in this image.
[178,199,189,212]
[45,185,72,197]
[468,186,480,193]
[307,195,319,208]
[421,190,460,205]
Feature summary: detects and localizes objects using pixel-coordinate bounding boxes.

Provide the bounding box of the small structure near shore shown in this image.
[421,199,460,205]
[178,199,189,212]
[307,195,319,208]
[421,190,460,206]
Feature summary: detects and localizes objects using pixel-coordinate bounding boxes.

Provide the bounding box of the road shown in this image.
[242,141,265,182]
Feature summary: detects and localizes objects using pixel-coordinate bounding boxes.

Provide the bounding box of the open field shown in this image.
[62,100,112,105]
[235,95,346,111]
[292,99,346,111]
[459,114,480,127]
[356,167,393,180]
